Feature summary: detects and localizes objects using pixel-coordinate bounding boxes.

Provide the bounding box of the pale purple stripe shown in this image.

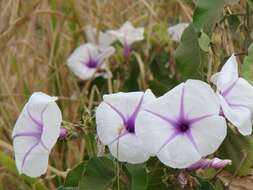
[26,106,43,129]
[108,130,128,145]
[144,110,178,128]
[186,130,199,153]
[21,141,40,169]
[221,80,238,97]
[40,140,49,151]
[228,102,249,109]
[13,132,41,139]
[157,131,179,154]
[104,102,126,123]
[188,114,213,125]
[128,93,144,121]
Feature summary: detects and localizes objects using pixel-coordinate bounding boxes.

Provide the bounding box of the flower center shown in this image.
[125,117,135,134]
[86,59,98,68]
[177,121,190,133]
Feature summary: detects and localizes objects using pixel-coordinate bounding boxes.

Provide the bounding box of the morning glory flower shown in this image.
[12,92,62,177]
[168,23,189,42]
[84,25,116,46]
[135,80,227,168]
[108,21,144,57]
[211,54,253,135]
[96,90,156,163]
[187,158,231,170]
[67,43,115,80]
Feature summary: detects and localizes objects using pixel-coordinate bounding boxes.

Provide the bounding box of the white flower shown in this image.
[168,23,189,42]
[67,43,115,80]
[84,25,116,46]
[96,90,156,164]
[108,21,144,56]
[135,80,227,168]
[12,92,62,177]
[211,54,253,135]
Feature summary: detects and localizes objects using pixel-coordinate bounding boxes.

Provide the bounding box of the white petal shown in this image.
[41,102,62,150]
[12,104,40,137]
[190,115,227,156]
[168,23,189,42]
[184,80,220,119]
[212,54,238,90]
[135,109,175,155]
[108,133,149,164]
[96,101,124,145]
[108,21,144,46]
[224,78,253,112]
[102,90,155,119]
[219,94,252,135]
[84,25,116,46]
[157,134,201,168]
[67,61,96,80]
[26,92,57,124]
[13,137,49,177]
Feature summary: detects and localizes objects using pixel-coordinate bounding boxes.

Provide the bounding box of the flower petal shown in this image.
[190,115,227,156]
[13,137,49,177]
[135,109,176,155]
[96,101,125,145]
[157,134,201,168]
[218,94,252,135]
[224,78,253,112]
[26,92,57,125]
[184,80,220,119]
[41,102,62,150]
[108,134,149,164]
[168,23,189,42]
[211,54,238,90]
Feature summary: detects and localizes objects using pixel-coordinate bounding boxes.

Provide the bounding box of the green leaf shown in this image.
[227,15,240,32]
[64,162,86,187]
[218,128,253,176]
[193,0,228,34]
[198,30,211,52]
[243,43,253,85]
[79,157,115,190]
[126,164,147,190]
[195,179,216,190]
[0,151,48,190]
[175,24,207,80]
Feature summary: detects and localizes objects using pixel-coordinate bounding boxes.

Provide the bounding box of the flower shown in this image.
[187,158,232,170]
[211,54,253,135]
[67,43,115,80]
[96,90,156,163]
[84,25,116,46]
[12,92,62,177]
[135,80,227,168]
[108,21,144,57]
[168,23,189,42]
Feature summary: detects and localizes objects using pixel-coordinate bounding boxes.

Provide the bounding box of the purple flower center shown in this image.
[86,59,98,68]
[177,121,190,133]
[125,117,135,133]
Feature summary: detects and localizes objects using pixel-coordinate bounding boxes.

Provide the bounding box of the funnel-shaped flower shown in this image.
[67,43,115,80]
[96,90,156,163]
[168,23,189,42]
[135,80,227,168]
[84,25,116,46]
[187,158,231,170]
[108,21,144,57]
[12,92,62,177]
[211,54,253,135]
